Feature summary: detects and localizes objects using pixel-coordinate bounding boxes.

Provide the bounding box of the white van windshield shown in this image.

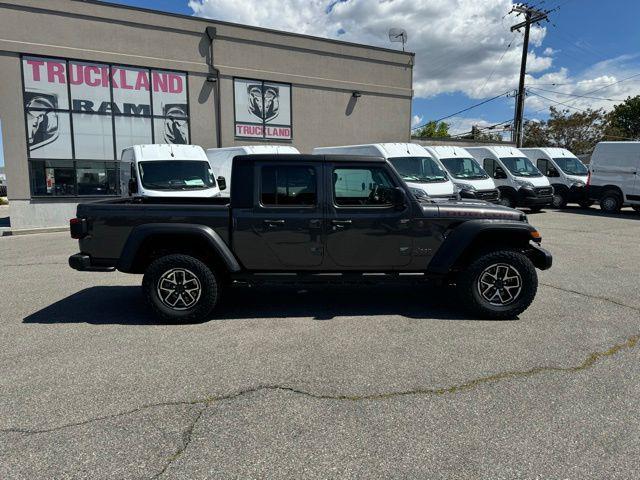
[500,157,542,177]
[388,156,448,183]
[138,161,216,190]
[553,157,588,175]
[440,157,489,180]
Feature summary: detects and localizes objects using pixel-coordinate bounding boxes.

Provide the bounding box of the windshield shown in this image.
[440,157,488,180]
[138,160,216,190]
[500,157,542,177]
[388,156,448,183]
[553,157,588,175]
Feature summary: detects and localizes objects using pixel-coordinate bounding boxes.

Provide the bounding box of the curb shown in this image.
[1,226,67,237]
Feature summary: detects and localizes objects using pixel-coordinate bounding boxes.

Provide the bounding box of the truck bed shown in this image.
[76,197,231,262]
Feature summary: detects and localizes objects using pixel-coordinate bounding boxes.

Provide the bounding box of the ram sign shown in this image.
[234,78,292,140]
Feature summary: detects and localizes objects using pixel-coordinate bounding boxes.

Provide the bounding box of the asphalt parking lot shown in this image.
[1,206,640,479]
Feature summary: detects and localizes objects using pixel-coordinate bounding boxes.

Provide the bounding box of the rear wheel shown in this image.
[457,250,538,320]
[599,190,622,213]
[143,254,219,323]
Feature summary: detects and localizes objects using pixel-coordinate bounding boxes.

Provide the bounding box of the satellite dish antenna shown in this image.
[388,28,408,51]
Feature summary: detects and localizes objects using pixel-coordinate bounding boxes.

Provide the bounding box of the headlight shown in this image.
[455,183,476,192]
[572,181,585,188]
[515,179,535,189]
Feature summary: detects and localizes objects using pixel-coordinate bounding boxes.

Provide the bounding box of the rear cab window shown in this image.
[260,165,317,206]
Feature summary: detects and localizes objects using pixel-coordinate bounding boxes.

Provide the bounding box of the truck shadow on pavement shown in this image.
[22,284,497,325]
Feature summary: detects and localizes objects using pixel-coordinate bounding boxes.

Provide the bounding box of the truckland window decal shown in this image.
[234,78,292,140]
[21,55,190,197]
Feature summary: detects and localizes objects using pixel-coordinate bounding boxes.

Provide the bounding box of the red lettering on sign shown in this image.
[85,66,101,87]
[153,72,168,93]
[69,64,83,85]
[110,68,119,88]
[26,60,44,81]
[101,66,110,88]
[119,69,133,90]
[168,74,183,94]
[135,71,150,91]
[47,62,66,84]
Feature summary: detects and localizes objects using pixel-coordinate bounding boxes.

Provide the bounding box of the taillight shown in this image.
[70,217,87,239]
[586,170,591,186]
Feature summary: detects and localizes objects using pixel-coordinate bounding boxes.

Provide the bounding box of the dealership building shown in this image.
[0,0,414,229]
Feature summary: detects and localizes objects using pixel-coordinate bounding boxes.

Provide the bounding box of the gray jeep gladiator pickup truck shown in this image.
[69,154,552,321]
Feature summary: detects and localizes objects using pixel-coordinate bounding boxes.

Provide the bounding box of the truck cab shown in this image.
[121,144,223,198]
[522,147,590,209]
[423,145,499,203]
[313,143,457,200]
[467,146,553,211]
[206,145,300,197]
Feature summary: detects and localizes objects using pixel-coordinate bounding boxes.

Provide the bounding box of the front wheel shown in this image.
[457,250,538,319]
[600,191,622,213]
[498,193,515,209]
[551,190,568,209]
[143,254,219,323]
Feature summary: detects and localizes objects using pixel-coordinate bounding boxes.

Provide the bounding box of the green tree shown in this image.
[415,121,450,138]
[605,95,640,140]
[523,106,606,154]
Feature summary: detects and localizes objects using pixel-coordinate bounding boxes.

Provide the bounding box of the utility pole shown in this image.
[510,3,549,147]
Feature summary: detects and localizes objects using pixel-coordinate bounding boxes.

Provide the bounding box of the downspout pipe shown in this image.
[206,26,222,148]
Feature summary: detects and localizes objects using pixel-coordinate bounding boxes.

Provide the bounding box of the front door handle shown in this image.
[331,219,352,229]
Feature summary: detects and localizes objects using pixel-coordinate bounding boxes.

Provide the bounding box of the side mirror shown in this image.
[393,187,407,210]
[128,178,138,195]
[494,166,507,179]
[217,176,227,191]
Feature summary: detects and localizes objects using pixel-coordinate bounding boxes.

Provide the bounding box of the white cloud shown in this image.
[411,114,423,128]
[188,0,640,113]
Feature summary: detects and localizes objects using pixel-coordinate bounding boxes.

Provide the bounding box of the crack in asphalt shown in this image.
[2,282,640,477]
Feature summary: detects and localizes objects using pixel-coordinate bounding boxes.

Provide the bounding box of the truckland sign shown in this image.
[234,78,292,140]
[22,56,189,160]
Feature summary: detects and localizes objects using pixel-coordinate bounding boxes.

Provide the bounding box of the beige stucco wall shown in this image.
[0,0,413,227]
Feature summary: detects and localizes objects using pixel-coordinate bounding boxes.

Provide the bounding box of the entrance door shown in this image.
[233,162,324,270]
[325,162,412,269]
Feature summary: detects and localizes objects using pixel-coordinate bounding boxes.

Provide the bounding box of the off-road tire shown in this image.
[599,190,622,213]
[457,250,538,320]
[143,254,218,323]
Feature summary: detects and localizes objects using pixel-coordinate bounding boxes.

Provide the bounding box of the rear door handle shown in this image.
[331,219,352,229]
[264,219,285,226]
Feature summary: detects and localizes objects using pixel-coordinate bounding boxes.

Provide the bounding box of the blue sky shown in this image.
[2,0,639,166]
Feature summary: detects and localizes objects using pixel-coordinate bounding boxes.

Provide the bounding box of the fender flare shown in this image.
[427,220,537,275]
[117,223,241,273]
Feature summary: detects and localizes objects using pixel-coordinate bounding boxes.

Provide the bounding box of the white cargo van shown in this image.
[522,147,590,208]
[423,145,500,203]
[206,145,300,197]
[467,146,553,211]
[312,143,457,200]
[121,144,223,198]
[587,141,640,213]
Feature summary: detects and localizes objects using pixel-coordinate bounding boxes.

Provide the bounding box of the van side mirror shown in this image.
[547,167,560,177]
[217,176,227,191]
[494,166,507,179]
[128,178,138,195]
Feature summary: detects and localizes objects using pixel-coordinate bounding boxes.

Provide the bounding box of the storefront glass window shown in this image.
[22,56,190,196]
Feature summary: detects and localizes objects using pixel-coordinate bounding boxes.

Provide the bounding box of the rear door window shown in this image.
[260,165,317,206]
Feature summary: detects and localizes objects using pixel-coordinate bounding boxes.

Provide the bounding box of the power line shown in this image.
[528,86,626,102]
[526,90,587,112]
[410,91,511,131]
[477,33,517,95]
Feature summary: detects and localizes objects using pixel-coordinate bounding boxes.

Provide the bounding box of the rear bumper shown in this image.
[69,253,115,272]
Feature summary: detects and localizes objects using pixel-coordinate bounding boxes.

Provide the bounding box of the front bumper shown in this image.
[527,244,553,270]
[69,253,115,272]
[517,187,553,207]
